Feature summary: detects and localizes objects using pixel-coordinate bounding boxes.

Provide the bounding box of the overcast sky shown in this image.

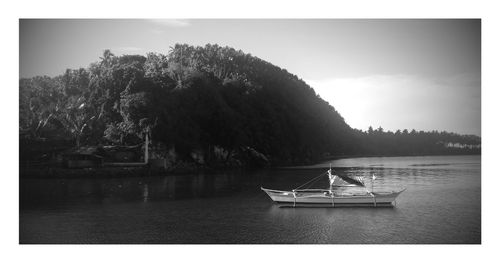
[19,19,481,136]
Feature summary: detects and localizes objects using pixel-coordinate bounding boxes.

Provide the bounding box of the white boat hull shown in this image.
[261,187,405,207]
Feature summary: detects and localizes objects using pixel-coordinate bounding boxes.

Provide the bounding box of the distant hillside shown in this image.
[19,44,480,166]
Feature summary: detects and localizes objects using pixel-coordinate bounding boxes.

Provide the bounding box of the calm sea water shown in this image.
[19,155,481,244]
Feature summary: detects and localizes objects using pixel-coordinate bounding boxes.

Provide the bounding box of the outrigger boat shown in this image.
[261,167,405,207]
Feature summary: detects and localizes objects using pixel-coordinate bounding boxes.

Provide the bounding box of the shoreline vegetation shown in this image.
[19,153,480,179]
[20,44,480,178]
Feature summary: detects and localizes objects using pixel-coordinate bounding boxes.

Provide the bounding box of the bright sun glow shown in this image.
[306,74,480,135]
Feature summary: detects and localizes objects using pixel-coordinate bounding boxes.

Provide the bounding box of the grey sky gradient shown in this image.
[19,19,481,136]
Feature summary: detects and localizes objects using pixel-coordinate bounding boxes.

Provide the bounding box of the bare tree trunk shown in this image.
[76,135,80,149]
[144,133,149,164]
[224,149,233,164]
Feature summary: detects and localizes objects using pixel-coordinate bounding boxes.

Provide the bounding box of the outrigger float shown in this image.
[261,167,405,207]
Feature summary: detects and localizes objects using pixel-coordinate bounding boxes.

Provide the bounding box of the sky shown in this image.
[19,19,481,136]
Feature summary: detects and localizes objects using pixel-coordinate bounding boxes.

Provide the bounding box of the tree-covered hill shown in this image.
[19,44,480,166]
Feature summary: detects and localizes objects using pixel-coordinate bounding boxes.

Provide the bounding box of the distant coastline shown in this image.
[319,152,481,162]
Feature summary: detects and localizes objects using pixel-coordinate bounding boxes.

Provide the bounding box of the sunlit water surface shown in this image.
[20,155,480,244]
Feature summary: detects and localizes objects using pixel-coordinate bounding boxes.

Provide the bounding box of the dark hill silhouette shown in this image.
[19,44,480,166]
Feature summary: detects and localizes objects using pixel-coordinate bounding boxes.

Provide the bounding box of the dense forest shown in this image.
[19,44,481,167]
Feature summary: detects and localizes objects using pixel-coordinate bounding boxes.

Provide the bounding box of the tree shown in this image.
[56,67,105,147]
[57,96,90,147]
[19,76,63,139]
[19,44,481,165]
